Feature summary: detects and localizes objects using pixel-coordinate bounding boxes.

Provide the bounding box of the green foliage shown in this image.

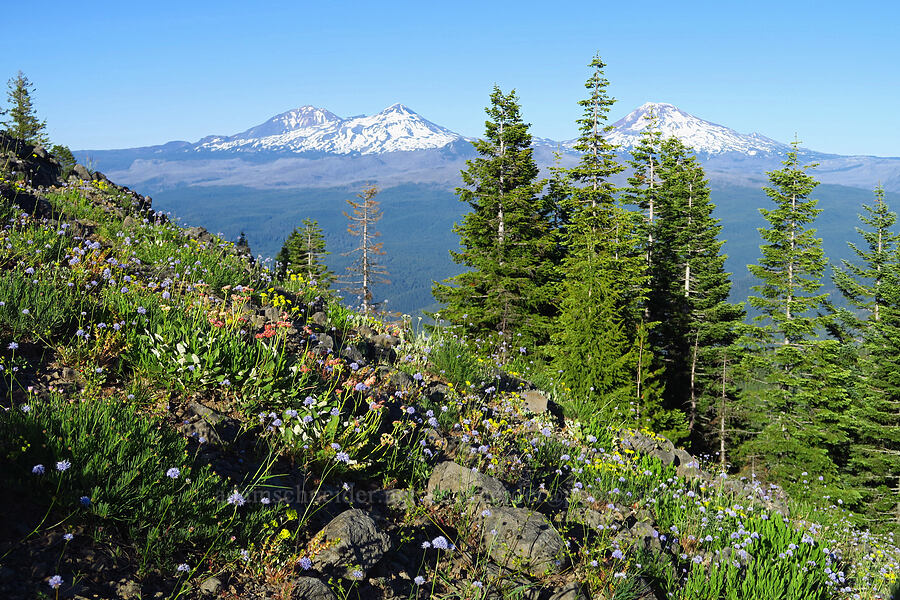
[433,86,557,350]
[276,217,332,288]
[835,187,900,529]
[649,137,746,447]
[0,392,274,574]
[2,71,48,145]
[50,144,76,178]
[741,144,850,490]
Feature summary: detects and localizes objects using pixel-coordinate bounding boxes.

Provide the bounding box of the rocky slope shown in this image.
[1,137,898,600]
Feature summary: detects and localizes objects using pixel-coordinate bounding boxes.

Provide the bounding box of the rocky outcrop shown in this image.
[314,509,391,579]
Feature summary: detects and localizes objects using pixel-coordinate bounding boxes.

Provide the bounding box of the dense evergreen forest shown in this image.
[431,56,900,532]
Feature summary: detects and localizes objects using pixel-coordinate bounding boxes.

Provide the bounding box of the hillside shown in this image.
[2,136,900,600]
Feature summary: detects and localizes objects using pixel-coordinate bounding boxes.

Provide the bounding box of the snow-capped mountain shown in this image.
[604,102,789,156]
[195,103,462,155]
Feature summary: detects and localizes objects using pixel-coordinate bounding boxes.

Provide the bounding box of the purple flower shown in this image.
[79,496,91,507]
[166,467,181,479]
[48,575,63,589]
[32,464,45,475]
[335,451,350,464]
[176,563,189,572]
[414,576,425,585]
[431,536,450,550]
[7,341,18,350]
[227,491,246,506]
[63,533,74,541]
[298,557,312,570]
[56,460,71,472]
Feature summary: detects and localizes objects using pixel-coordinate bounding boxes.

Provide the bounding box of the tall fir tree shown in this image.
[276,217,333,288]
[652,137,745,446]
[549,55,670,433]
[740,141,850,489]
[833,185,897,330]
[834,187,900,528]
[343,185,388,314]
[2,71,48,145]
[433,87,556,349]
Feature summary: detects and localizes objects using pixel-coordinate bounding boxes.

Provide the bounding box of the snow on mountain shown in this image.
[604,102,789,156]
[195,103,461,155]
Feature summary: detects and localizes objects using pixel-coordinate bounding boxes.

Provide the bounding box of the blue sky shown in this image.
[2,0,897,156]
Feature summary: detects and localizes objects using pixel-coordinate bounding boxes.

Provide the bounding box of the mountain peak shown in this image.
[608,102,788,156]
[381,103,414,114]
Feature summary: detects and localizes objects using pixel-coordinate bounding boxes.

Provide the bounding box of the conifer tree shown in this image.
[2,71,48,145]
[834,187,900,527]
[833,185,897,330]
[740,141,850,487]
[433,87,556,348]
[276,218,332,287]
[549,55,668,430]
[652,137,745,443]
[344,185,388,314]
[625,108,664,266]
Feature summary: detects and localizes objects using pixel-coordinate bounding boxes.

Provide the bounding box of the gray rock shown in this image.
[618,430,677,466]
[426,461,508,505]
[291,577,337,600]
[478,506,568,575]
[310,311,328,327]
[673,448,694,466]
[628,520,663,554]
[389,370,414,389]
[340,344,366,364]
[357,325,375,338]
[371,333,399,349]
[317,334,334,351]
[263,306,281,322]
[372,488,413,511]
[115,579,142,599]
[72,164,92,180]
[314,509,390,579]
[521,389,548,413]
[199,576,222,596]
[548,583,588,600]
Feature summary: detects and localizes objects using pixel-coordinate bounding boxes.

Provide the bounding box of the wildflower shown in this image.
[298,557,312,570]
[351,570,364,579]
[79,496,91,507]
[21,308,29,315]
[220,379,230,386]
[240,549,250,561]
[32,464,45,475]
[227,491,246,506]
[137,306,147,314]
[7,341,18,350]
[176,563,190,572]
[611,548,624,560]
[614,572,627,579]
[414,576,425,585]
[481,509,492,517]
[431,536,450,550]
[20,403,30,413]
[56,460,71,472]
[472,581,483,588]
[304,396,315,406]
[48,575,63,589]
[421,541,431,549]
[166,467,181,479]
[335,451,350,463]
[261,497,271,505]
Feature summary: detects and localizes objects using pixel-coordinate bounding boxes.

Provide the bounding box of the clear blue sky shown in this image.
[2,0,897,156]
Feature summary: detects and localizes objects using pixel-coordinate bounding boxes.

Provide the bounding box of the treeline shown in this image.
[433,55,900,531]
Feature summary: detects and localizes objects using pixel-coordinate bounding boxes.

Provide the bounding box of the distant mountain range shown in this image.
[77,101,900,193]
[73,102,900,315]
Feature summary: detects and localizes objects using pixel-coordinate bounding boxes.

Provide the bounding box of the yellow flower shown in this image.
[277,528,291,540]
